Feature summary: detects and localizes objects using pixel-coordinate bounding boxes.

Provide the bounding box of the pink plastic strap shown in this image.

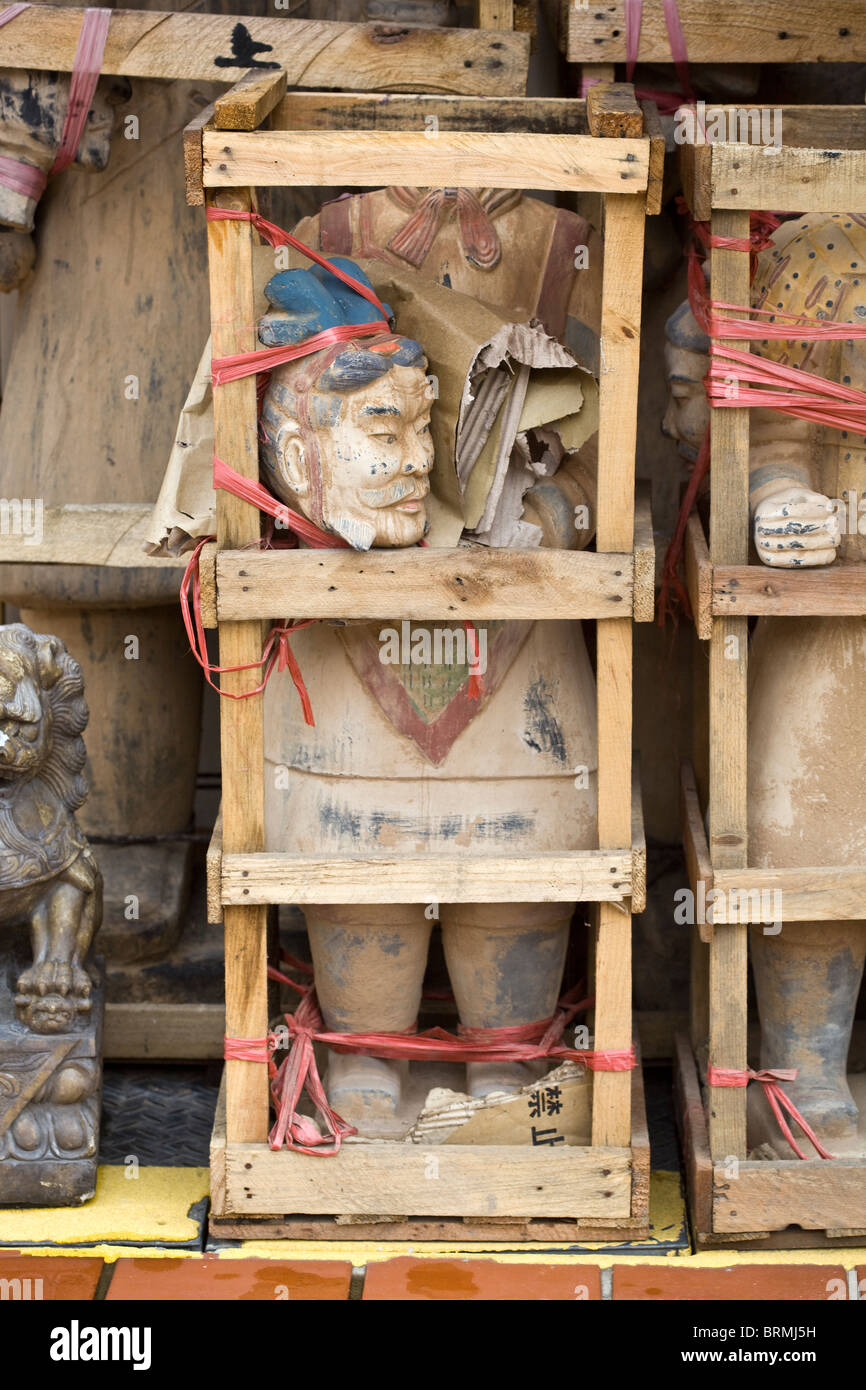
[624,0,693,100]
[707,1065,834,1161]
[624,0,641,79]
[662,0,693,100]
[50,7,111,176]
[0,154,46,200]
[0,2,28,28]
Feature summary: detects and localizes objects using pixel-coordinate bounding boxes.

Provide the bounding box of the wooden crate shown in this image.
[542,0,866,80]
[192,77,658,1232]
[676,107,866,1245]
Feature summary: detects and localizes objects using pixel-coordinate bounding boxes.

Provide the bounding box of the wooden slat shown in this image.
[713,1157,866,1235]
[680,760,713,944]
[104,1003,225,1061]
[563,1,865,65]
[213,68,288,133]
[633,481,655,623]
[208,189,269,1147]
[585,82,643,138]
[707,209,750,1163]
[271,92,590,134]
[684,512,713,640]
[223,1139,634,1218]
[474,0,514,27]
[221,850,632,905]
[630,761,647,915]
[184,100,216,209]
[210,548,634,624]
[713,560,866,618]
[673,1031,718,1242]
[202,130,650,192]
[712,144,866,214]
[206,807,223,926]
[640,99,665,216]
[710,867,866,924]
[592,189,645,1150]
[0,7,529,94]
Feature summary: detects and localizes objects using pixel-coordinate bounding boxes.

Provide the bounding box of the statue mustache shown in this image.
[361,475,431,509]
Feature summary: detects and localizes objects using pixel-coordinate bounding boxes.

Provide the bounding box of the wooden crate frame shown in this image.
[197,79,657,1228]
[676,108,866,1243]
[542,0,866,77]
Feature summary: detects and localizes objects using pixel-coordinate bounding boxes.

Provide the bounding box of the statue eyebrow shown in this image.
[360,405,401,416]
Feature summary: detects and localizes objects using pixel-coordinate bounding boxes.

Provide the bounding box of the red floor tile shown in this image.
[613,1265,848,1301]
[363,1257,601,1301]
[106,1256,352,1301]
[0,1253,103,1300]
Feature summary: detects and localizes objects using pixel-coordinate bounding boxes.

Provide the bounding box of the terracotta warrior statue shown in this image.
[664,212,866,1156]
[0,623,103,1203]
[259,259,598,1129]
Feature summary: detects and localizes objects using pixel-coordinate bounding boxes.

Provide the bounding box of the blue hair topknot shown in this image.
[259,258,394,348]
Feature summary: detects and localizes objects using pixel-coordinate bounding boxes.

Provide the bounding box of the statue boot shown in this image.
[749,920,866,1156]
[440,902,573,1099]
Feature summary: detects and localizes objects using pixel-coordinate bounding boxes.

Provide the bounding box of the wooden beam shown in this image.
[208,189,269,1148]
[712,144,866,215]
[713,1157,866,1236]
[223,1139,634,1218]
[221,850,633,906]
[633,481,655,623]
[680,760,713,944]
[202,129,649,193]
[586,82,643,138]
[684,511,713,640]
[562,1,865,65]
[631,760,647,915]
[271,91,591,133]
[710,867,866,924]
[713,561,866,618]
[213,68,288,133]
[707,209,750,1163]
[640,99,665,216]
[474,0,514,28]
[104,1003,225,1061]
[209,548,634,624]
[0,6,530,95]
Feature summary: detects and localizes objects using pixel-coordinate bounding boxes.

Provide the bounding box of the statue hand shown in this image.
[753,488,841,568]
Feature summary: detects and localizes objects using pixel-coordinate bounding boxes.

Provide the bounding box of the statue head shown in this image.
[662,293,711,463]
[259,259,435,549]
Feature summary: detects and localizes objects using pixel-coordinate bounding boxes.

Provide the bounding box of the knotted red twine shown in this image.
[225,957,633,1155]
[658,209,866,624]
[707,1066,834,1161]
[182,207,487,717]
[0,5,111,199]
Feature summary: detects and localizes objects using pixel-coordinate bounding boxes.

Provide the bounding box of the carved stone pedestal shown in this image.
[0,935,103,1206]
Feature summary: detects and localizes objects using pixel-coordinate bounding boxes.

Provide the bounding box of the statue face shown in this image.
[662,341,711,463]
[0,651,51,779]
[274,363,435,549]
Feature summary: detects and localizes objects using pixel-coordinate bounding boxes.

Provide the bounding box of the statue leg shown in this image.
[439,902,574,1098]
[305,903,431,1128]
[750,920,866,1154]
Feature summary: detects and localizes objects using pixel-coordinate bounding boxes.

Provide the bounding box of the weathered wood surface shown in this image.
[104,1002,225,1060]
[680,761,713,944]
[202,128,650,193]
[684,512,713,640]
[220,850,633,905]
[586,81,642,138]
[209,547,634,623]
[633,482,655,623]
[0,6,530,94]
[272,90,591,132]
[714,561,866,618]
[213,68,287,132]
[559,1,865,65]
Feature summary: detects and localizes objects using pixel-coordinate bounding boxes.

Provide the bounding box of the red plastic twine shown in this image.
[226,963,632,1155]
[0,5,110,198]
[707,1066,834,1161]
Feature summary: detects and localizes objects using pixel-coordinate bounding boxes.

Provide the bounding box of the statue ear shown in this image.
[35,635,64,689]
[277,423,309,499]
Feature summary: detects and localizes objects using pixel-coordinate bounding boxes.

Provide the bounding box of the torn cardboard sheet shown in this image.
[407,1061,592,1147]
[146,254,598,555]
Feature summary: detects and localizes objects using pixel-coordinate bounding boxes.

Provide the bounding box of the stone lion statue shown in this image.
[0,624,102,1035]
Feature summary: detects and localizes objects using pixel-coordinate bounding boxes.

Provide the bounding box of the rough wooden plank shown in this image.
[707,209,751,1164]
[474,0,514,27]
[272,91,590,133]
[713,1157,866,1235]
[211,1212,647,1239]
[0,504,182,568]
[202,130,650,192]
[678,139,712,223]
[633,481,655,623]
[211,548,633,624]
[208,188,269,1148]
[673,1030,715,1241]
[210,1072,227,1218]
[221,850,632,905]
[104,1003,225,1061]
[586,81,643,138]
[640,99,665,216]
[0,7,530,95]
[684,511,713,640]
[712,145,866,215]
[223,1140,634,1218]
[183,99,216,209]
[213,68,287,132]
[710,867,866,924]
[713,560,866,619]
[206,808,223,927]
[680,760,713,944]
[563,1,865,65]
